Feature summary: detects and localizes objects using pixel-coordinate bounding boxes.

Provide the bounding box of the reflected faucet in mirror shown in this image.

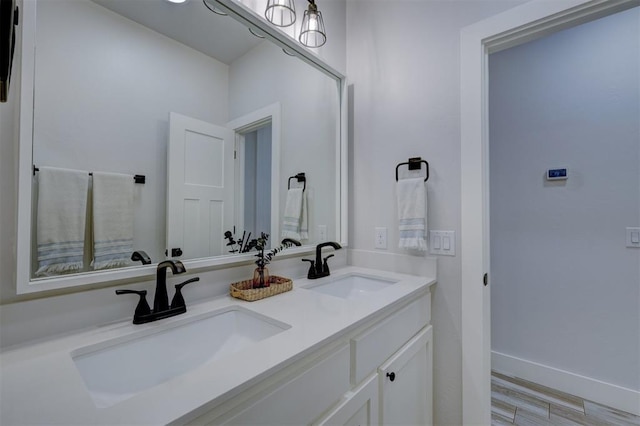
[130,250,152,265]
[115,260,199,324]
[302,242,341,279]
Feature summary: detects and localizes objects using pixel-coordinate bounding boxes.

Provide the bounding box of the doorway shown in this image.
[460,0,640,423]
[227,103,281,247]
[488,7,639,422]
[236,122,273,241]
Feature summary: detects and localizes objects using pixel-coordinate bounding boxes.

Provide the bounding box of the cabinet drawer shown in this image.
[207,344,350,425]
[351,292,430,385]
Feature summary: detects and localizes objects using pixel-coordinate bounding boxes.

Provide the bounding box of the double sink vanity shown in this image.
[0,266,435,425]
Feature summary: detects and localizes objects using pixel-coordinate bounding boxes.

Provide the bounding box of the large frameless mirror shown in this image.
[16,0,346,294]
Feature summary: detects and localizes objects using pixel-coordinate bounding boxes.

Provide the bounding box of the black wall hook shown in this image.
[288,172,306,191]
[395,157,429,182]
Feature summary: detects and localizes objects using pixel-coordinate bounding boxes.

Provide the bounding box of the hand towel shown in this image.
[282,187,304,240]
[397,177,428,251]
[92,172,134,270]
[36,167,90,276]
[300,190,309,240]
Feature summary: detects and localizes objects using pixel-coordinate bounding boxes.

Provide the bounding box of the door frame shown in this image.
[460,0,639,423]
[228,103,281,243]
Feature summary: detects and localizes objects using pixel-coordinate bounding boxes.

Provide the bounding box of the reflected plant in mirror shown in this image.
[223,230,262,254]
[16,0,344,292]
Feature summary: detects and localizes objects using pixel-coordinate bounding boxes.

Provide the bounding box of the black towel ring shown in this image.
[288,172,306,191]
[395,157,429,182]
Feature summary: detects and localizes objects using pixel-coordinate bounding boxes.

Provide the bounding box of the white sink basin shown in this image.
[71,307,290,408]
[302,273,398,299]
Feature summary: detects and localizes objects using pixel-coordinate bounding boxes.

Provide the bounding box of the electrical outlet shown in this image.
[627,227,640,248]
[375,227,387,249]
[318,225,327,242]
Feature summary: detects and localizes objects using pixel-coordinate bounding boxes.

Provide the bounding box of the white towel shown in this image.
[397,178,428,251]
[300,190,309,240]
[282,187,307,240]
[92,172,134,270]
[36,167,90,276]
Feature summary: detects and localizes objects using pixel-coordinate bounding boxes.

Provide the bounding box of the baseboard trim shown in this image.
[492,351,640,416]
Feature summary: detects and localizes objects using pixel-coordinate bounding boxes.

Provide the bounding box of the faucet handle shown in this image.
[116,289,151,320]
[302,258,316,279]
[322,254,335,273]
[170,277,200,309]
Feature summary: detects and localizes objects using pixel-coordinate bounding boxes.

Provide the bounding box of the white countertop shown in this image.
[0,266,435,425]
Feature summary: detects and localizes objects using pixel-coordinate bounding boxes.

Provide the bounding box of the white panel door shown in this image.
[167,112,234,259]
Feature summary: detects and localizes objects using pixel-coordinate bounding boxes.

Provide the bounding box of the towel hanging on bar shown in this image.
[35,166,90,276]
[396,177,428,251]
[92,172,135,270]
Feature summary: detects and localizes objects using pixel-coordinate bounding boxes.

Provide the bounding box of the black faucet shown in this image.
[116,260,199,324]
[302,241,341,279]
[154,260,186,312]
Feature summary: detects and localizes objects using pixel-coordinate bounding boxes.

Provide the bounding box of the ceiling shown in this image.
[91,0,263,65]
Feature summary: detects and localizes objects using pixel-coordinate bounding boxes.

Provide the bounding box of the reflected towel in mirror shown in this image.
[92,172,134,270]
[282,187,308,240]
[397,177,427,251]
[35,167,90,276]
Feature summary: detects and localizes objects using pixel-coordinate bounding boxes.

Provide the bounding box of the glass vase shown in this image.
[253,267,270,288]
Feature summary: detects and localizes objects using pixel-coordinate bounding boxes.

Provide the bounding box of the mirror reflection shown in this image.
[30,0,339,278]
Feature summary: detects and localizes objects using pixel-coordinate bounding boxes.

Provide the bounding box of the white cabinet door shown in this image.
[167,112,235,260]
[378,326,433,426]
[313,373,379,426]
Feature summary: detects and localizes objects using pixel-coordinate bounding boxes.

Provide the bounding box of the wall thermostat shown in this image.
[547,168,568,181]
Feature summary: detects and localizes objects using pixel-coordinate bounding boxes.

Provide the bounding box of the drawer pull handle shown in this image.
[386,372,396,382]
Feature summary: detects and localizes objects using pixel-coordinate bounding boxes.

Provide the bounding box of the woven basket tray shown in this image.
[230,275,293,302]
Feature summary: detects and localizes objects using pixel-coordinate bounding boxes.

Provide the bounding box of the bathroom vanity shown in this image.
[0,267,435,425]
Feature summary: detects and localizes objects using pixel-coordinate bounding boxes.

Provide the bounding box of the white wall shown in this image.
[0,0,20,306]
[229,41,340,243]
[345,1,528,424]
[32,0,229,267]
[490,7,640,392]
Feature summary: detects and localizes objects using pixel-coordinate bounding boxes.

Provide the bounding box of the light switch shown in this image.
[626,227,640,248]
[429,230,456,256]
[434,236,441,250]
[443,236,451,250]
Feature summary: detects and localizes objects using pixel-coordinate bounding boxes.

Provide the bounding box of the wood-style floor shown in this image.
[491,371,640,425]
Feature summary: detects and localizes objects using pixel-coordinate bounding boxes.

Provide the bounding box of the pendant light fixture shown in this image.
[299,0,326,48]
[265,0,296,27]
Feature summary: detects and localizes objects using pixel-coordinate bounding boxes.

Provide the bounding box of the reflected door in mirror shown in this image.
[167,113,235,260]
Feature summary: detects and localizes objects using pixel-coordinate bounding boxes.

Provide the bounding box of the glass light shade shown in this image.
[299,9,326,48]
[265,0,296,27]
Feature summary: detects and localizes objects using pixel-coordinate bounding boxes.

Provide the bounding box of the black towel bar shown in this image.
[33,166,146,184]
[395,157,429,182]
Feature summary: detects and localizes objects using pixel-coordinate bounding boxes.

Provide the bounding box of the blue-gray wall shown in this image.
[490,7,639,391]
